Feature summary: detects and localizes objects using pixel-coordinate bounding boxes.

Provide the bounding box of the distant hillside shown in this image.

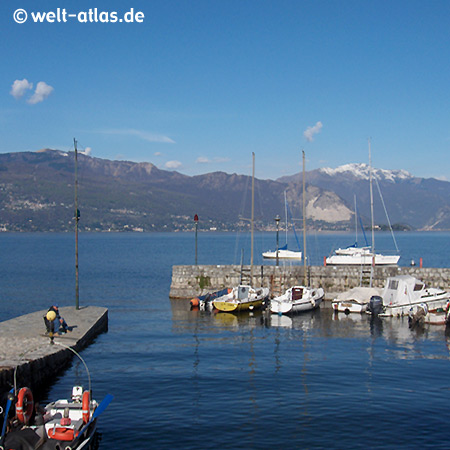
[0,150,448,232]
[278,164,450,231]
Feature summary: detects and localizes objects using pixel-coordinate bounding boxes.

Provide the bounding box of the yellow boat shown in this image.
[213,285,269,313]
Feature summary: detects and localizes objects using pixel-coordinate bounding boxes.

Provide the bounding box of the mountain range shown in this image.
[0,149,448,232]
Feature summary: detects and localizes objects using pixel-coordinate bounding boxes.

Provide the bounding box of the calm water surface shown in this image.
[1,232,450,449]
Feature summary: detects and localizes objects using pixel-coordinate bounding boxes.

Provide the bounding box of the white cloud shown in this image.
[10,79,33,99]
[154,152,162,156]
[196,156,230,164]
[28,81,54,104]
[303,121,323,142]
[82,147,92,156]
[100,128,175,144]
[165,160,182,169]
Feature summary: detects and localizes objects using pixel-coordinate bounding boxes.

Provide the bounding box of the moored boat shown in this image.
[332,287,382,314]
[190,288,231,310]
[270,286,324,315]
[326,247,400,266]
[262,247,302,260]
[213,285,269,312]
[408,302,449,327]
[367,275,450,317]
[262,191,302,261]
[326,142,400,267]
[1,346,113,450]
[1,386,112,450]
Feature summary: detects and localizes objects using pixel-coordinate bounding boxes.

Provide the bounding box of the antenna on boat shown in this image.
[74,138,80,310]
[302,150,307,286]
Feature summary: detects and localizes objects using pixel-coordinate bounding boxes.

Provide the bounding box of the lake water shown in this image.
[1,231,450,449]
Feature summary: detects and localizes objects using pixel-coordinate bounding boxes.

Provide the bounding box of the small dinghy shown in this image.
[1,347,113,450]
[190,288,231,310]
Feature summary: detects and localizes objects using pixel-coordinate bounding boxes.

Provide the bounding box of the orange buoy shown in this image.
[82,390,90,423]
[48,427,77,441]
[16,387,34,424]
[190,298,200,307]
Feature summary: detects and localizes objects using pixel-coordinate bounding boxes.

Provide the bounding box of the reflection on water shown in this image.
[171,298,450,361]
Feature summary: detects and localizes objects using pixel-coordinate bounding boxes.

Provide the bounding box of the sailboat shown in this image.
[270,151,324,315]
[326,140,400,266]
[332,140,399,314]
[213,153,269,313]
[262,191,302,260]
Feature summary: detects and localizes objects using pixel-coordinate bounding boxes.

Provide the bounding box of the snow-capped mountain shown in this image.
[278,164,450,230]
[319,164,413,183]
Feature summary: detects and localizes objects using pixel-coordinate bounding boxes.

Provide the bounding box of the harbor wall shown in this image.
[170,265,450,300]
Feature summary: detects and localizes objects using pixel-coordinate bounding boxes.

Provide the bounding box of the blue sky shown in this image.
[1,0,449,180]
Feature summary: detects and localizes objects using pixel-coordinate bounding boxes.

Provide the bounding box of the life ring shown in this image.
[48,427,77,441]
[82,391,90,423]
[16,387,34,424]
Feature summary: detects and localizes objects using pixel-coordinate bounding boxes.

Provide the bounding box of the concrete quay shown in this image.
[0,306,108,392]
[170,264,450,300]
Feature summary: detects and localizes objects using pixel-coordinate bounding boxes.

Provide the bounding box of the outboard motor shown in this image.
[368,295,383,316]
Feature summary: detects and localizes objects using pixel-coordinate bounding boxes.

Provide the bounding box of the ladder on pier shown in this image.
[359,264,374,287]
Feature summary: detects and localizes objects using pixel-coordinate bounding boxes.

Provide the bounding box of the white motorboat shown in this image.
[367,275,450,317]
[332,286,382,314]
[270,286,324,315]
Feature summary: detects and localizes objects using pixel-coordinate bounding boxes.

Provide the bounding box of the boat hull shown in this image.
[214,299,263,312]
[263,249,302,260]
[333,300,367,314]
[270,287,324,315]
[326,254,400,265]
[380,295,450,317]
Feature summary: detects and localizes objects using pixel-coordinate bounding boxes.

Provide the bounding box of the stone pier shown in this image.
[0,306,108,391]
[170,265,450,300]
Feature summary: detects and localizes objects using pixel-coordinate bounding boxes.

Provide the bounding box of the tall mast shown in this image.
[74,138,79,310]
[284,189,288,245]
[354,194,357,246]
[250,152,255,285]
[302,150,307,286]
[368,138,375,286]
